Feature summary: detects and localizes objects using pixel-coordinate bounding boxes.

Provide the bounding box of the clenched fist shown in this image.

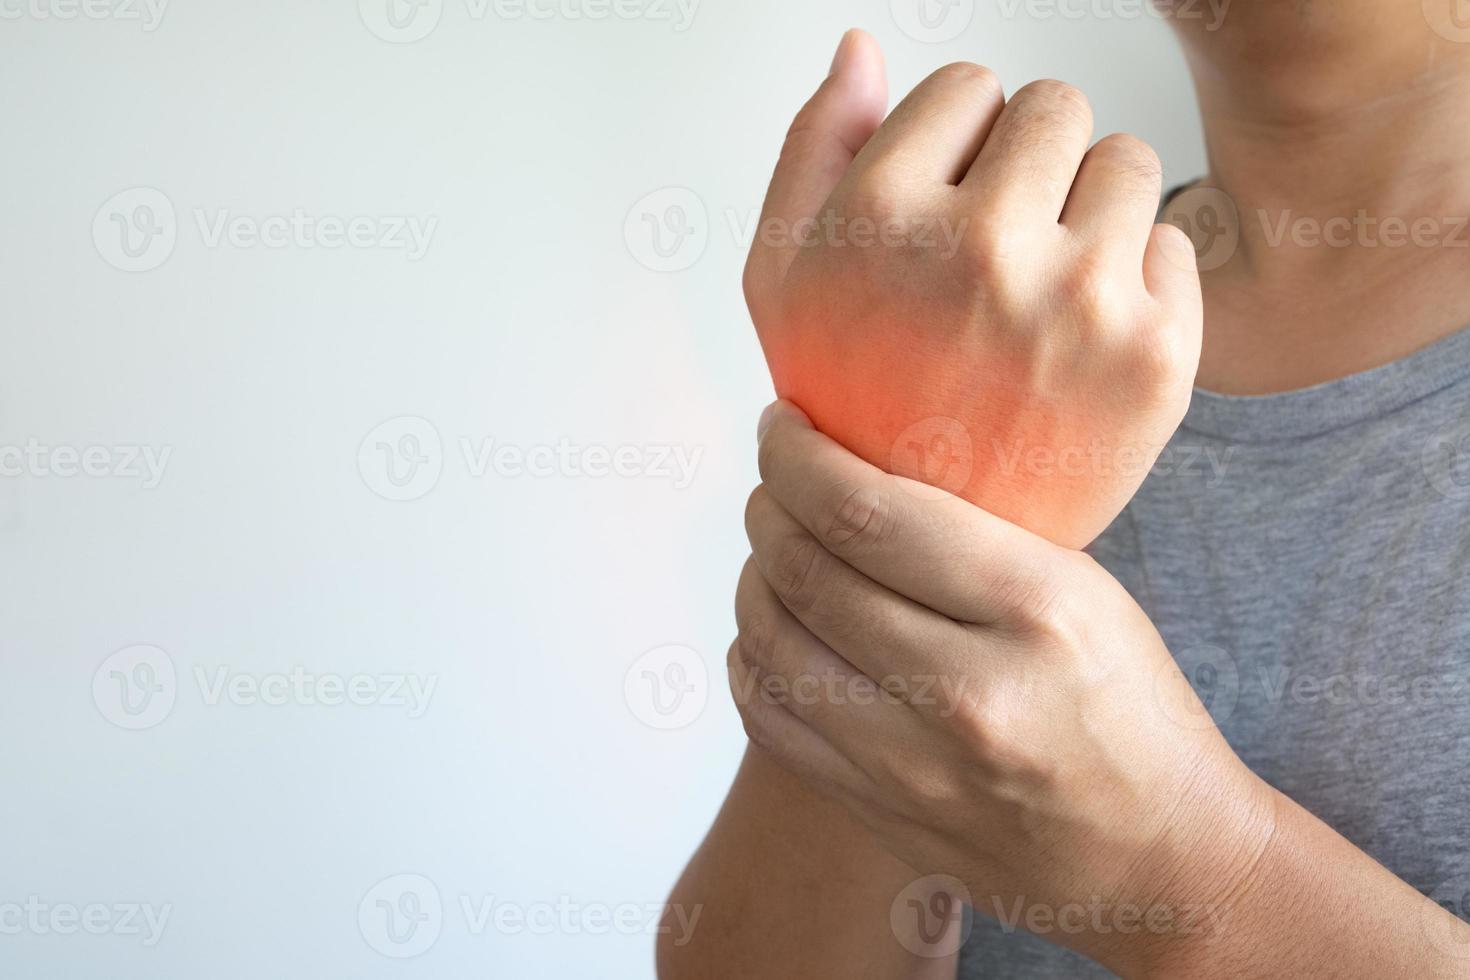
[744,31,1202,548]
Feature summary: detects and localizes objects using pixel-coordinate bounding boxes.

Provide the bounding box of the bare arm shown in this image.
[661,25,1208,975]
[713,405,1470,980]
[658,746,959,979]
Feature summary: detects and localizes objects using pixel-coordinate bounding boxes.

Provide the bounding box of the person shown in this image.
[660,4,1470,976]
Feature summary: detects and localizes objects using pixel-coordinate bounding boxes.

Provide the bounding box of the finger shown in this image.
[744,29,888,320]
[735,557,918,749]
[727,639,870,800]
[1060,133,1163,283]
[961,78,1093,225]
[755,401,1074,626]
[842,61,1006,189]
[1143,221,1205,322]
[744,483,984,686]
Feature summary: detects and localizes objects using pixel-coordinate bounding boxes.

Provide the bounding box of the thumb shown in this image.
[744,29,888,317]
[1142,221,1205,369]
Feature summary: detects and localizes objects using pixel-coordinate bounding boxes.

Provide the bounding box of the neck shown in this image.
[1169,3,1470,394]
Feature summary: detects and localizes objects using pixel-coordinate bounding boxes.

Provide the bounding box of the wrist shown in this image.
[1103,757,1283,979]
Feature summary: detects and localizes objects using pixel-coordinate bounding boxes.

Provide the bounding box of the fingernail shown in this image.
[829,29,856,77]
[757,403,778,443]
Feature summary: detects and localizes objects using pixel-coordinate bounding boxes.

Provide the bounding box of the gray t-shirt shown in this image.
[957,326,1470,977]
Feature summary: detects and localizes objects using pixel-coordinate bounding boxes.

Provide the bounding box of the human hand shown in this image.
[744,32,1202,548]
[730,402,1276,973]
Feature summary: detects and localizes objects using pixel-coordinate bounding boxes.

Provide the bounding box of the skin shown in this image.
[1171,0,1470,394]
[743,40,1200,549]
[661,8,1470,978]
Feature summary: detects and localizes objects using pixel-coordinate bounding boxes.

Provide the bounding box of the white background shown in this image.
[0,0,1204,976]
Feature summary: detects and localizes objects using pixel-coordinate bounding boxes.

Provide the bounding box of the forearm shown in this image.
[1134,784,1470,978]
[658,746,959,980]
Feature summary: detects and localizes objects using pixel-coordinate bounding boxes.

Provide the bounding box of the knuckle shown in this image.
[756,426,780,479]
[1087,134,1164,209]
[1060,252,1129,319]
[961,222,1028,275]
[1014,78,1093,125]
[782,97,833,156]
[990,562,1072,636]
[726,640,758,709]
[772,533,828,615]
[945,685,1042,780]
[888,761,954,808]
[737,696,776,750]
[744,484,769,535]
[775,121,837,194]
[1121,320,1192,391]
[929,61,1004,101]
[841,166,908,221]
[820,482,895,555]
[736,614,777,672]
[946,678,993,738]
[1091,132,1161,176]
